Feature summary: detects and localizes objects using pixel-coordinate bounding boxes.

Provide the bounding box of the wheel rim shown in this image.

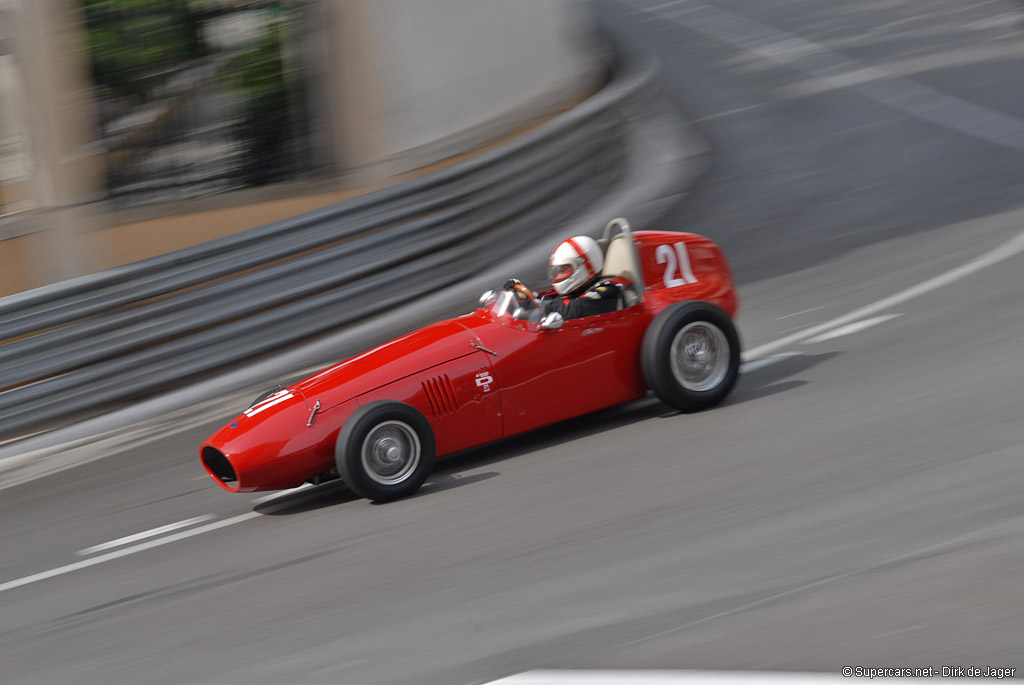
[361,420,421,486]
[670,321,730,392]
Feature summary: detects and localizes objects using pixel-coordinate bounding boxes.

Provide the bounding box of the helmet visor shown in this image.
[548,263,574,284]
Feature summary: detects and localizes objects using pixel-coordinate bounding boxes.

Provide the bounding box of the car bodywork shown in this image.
[201,220,737,495]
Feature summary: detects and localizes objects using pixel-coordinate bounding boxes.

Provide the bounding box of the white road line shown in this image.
[252,482,315,505]
[616,513,1024,652]
[803,313,902,344]
[774,306,823,321]
[0,513,258,595]
[691,102,770,122]
[639,0,1024,153]
[627,0,688,16]
[738,352,803,374]
[487,671,1009,684]
[784,43,1024,97]
[743,225,1024,361]
[487,520,1024,683]
[0,481,339,593]
[76,515,216,556]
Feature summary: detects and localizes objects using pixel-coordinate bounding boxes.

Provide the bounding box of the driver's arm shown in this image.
[544,296,592,320]
[543,281,620,320]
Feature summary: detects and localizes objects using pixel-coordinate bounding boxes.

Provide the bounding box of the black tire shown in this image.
[335,401,436,502]
[641,301,741,412]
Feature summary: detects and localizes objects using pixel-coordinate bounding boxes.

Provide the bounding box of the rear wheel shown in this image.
[335,401,435,502]
[642,301,740,411]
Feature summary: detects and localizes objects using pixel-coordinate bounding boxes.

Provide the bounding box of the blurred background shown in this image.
[0,0,599,296]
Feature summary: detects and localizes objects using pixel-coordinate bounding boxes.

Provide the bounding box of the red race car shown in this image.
[200,219,740,502]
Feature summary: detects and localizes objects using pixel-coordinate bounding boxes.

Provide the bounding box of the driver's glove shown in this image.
[584,280,621,300]
[504,278,534,303]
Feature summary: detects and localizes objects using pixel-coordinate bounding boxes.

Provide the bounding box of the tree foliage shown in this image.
[225,23,295,185]
[83,0,204,99]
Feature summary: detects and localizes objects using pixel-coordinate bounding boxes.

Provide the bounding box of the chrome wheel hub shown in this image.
[670,322,730,392]
[361,420,421,485]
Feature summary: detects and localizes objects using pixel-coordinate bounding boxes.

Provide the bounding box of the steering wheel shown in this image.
[503,278,542,315]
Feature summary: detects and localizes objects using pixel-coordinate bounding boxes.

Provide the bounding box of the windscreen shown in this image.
[478,289,543,322]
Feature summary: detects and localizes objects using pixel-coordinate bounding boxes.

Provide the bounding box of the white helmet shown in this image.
[548,235,603,296]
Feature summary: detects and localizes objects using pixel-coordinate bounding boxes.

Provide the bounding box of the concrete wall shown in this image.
[370,0,598,159]
[326,0,601,179]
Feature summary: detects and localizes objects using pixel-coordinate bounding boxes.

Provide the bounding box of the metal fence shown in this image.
[0,45,656,440]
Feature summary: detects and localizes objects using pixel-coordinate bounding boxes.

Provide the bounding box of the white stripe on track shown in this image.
[0,513,258,595]
[0,482,336,594]
[803,314,902,344]
[639,0,1024,153]
[76,515,215,555]
[252,482,315,505]
[738,353,803,374]
[774,307,824,321]
[487,670,1010,684]
[743,227,1024,361]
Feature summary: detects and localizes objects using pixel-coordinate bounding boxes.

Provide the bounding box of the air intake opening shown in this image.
[202,446,237,485]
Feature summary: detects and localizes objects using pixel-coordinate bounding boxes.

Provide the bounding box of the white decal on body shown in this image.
[656,242,698,288]
[243,391,293,417]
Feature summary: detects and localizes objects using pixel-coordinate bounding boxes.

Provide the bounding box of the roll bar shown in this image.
[598,217,646,292]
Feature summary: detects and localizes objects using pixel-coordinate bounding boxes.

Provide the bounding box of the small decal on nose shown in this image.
[475,372,494,392]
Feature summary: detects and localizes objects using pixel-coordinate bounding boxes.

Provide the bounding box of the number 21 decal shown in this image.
[656,242,697,288]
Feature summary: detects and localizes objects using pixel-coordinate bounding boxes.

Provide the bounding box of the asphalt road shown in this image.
[3,1,1024,683]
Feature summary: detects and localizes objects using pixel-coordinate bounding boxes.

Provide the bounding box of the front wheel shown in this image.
[641,301,741,412]
[335,401,436,502]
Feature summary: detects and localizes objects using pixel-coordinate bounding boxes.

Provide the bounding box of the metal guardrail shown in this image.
[0,48,657,438]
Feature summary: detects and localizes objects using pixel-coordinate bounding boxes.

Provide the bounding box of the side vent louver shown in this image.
[422,374,459,418]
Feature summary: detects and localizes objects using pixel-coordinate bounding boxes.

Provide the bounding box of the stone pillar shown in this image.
[11,0,102,285]
[316,0,388,185]
[1,2,26,215]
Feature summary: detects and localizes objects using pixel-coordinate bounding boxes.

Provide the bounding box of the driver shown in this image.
[506,235,622,320]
